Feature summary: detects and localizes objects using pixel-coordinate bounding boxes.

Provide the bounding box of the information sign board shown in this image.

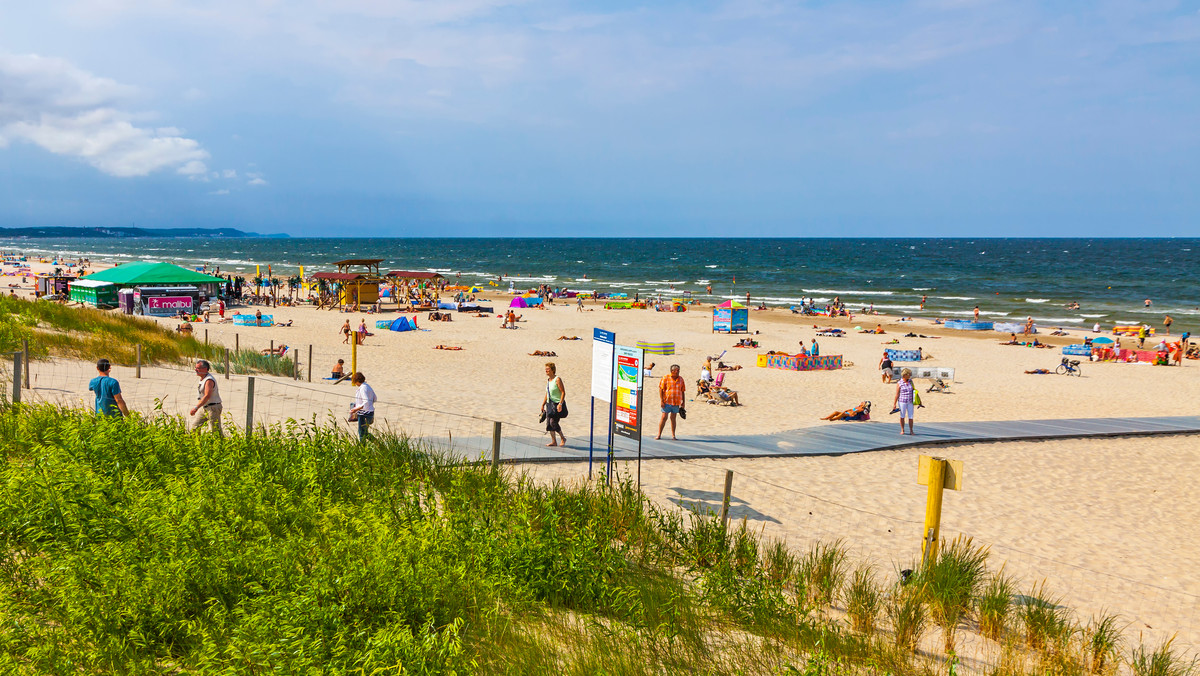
[591,328,615,402]
[612,345,644,440]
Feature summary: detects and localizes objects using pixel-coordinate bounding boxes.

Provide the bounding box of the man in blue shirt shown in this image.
[87,358,128,417]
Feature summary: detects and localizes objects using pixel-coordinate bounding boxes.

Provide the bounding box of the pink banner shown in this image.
[146,295,193,312]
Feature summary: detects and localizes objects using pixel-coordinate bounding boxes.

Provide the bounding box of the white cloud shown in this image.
[222,168,237,178]
[0,53,210,177]
[247,176,267,186]
[209,188,230,195]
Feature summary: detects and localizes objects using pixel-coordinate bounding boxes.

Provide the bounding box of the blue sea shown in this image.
[2,237,1197,328]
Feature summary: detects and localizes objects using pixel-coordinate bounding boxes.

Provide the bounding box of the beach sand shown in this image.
[5,256,1198,657]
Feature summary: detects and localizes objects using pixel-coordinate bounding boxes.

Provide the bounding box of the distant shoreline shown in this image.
[0,226,286,239]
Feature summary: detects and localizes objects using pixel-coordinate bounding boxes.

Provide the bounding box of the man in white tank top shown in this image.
[189,360,224,437]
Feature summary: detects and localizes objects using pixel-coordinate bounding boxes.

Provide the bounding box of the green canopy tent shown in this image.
[80,262,226,288]
[76,262,226,312]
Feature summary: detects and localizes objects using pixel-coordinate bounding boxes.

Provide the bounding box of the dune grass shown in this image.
[0,295,293,376]
[0,400,1193,675]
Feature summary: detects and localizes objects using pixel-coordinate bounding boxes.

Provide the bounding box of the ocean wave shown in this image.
[705,265,719,268]
[505,275,557,282]
[1025,298,1050,303]
[935,296,975,301]
[1080,314,1107,318]
[1032,317,1084,324]
[802,288,895,296]
[912,287,932,291]
[695,279,710,284]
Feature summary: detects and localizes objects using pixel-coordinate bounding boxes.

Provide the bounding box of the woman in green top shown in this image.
[541,362,567,447]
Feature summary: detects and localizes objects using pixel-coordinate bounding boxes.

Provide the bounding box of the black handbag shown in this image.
[545,379,569,419]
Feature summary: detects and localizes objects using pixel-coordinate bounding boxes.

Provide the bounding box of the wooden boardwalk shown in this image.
[466,415,1200,463]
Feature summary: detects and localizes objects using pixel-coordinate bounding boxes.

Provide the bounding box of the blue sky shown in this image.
[1,0,1198,236]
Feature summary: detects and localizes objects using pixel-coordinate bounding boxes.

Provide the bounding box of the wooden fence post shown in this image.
[491,421,502,471]
[307,344,312,382]
[719,469,734,527]
[245,376,255,435]
[224,348,230,379]
[11,353,21,404]
[136,344,142,379]
[22,339,29,389]
[205,328,209,344]
[235,333,239,353]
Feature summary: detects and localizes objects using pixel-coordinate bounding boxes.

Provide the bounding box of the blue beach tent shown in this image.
[389,317,417,332]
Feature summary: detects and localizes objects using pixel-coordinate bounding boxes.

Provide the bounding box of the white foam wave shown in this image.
[802,288,895,296]
[1032,317,1084,323]
[1080,314,1107,318]
[935,296,975,301]
[1025,298,1050,303]
[705,265,719,268]
[912,287,932,291]
[505,275,557,282]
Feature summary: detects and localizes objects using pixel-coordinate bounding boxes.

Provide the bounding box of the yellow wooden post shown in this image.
[918,455,962,564]
[922,457,946,563]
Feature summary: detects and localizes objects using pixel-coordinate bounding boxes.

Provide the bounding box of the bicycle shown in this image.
[1056,358,1082,377]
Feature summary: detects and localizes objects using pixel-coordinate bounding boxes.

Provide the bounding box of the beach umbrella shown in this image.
[1092,336,1114,344]
[717,300,746,309]
[470,286,481,293]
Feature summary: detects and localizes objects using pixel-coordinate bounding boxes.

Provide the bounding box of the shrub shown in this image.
[1128,637,1198,676]
[916,536,989,654]
[1084,612,1124,674]
[845,566,883,635]
[1019,582,1072,652]
[887,582,928,653]
[978,569,1016,642]
[801,540,847,607]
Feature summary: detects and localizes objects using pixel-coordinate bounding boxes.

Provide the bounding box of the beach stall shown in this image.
[68,278,117,307]
[712,300,749,333]
[37,274,76,297]
[885,348,923,362]
[79,262,225,302]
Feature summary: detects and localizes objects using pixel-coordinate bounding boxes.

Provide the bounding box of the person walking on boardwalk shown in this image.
[348,372,376,442]
[88,358,128,417]
[893,368,916,436]
[541,362,567,447]
[656,364,686,440]
[188,360,223,437]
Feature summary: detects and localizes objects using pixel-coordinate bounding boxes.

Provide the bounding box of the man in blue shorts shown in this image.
[88,358,129,417]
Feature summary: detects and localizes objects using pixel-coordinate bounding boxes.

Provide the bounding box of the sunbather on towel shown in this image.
[557,335,581,340]
[434,345,463,351]
[260,345,288,356]
[529,350,557,357]
[716,362,742,371]
[1024,369,1051,374]
[821,402,870,421]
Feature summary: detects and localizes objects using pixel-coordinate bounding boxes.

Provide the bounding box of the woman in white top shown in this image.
[349,372,377,442]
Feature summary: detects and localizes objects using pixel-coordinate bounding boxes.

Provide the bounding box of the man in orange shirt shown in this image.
[656,364,685,440]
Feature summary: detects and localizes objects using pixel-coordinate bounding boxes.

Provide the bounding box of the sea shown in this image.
[3,237,1197,327]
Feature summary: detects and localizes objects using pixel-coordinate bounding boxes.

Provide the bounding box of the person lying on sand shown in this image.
[273,320,293,327]
[1025,369,1051,374]
[260,345,288,356]
[716,362,742,371]
[529,350,557,357]
[434,345,463,351]
[821,402,870,421]
[557,336,581,340]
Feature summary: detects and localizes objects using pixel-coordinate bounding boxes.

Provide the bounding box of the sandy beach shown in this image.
[4,255,1198,657]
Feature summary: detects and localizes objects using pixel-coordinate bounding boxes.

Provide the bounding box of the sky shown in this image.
[0,0,1198,237]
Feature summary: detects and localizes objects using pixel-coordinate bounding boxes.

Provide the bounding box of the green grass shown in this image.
[978,569,1016,642]
[0,295,294,376]
[845,566,883,635]
[1129,638,1198,676]
[0,399,1193,675]
[916,536,990,654]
